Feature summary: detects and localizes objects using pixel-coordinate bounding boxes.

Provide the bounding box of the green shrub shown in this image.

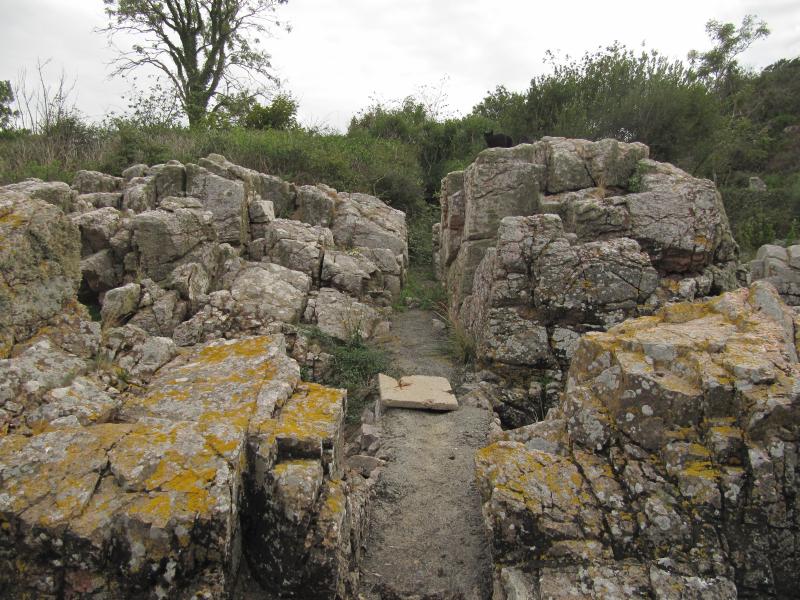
[298,327,390,422]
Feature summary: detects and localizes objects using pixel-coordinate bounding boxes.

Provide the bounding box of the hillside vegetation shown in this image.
[2,17,798,260]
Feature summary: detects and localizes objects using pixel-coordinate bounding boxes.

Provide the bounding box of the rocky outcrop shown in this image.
[476,282,800,598]
[0,154,407,597]
[1,336,367,598]
[751,243,800,305]
[1,154,406,347]
[438,137,739,424]
[0,189,81,356]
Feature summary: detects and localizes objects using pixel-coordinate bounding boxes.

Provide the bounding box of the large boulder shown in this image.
[127,280,188,338]
[438,137,740,423]
[303,287,388,342]
[0,190,81,355]
[320,248,384,301]
[330,192,408,265]
[2,178,74,212]
[462,214,657,390]
[439,137,736,316]
[72,170,124,194]
[476,283,800,598]
[438,171,467,274]
[294,184,338,228]
[462,144,544,242]
[230,261,312,324]
[624,159,738,273]
[0,338,91,432]
[186,163,249,245]
[199,153,295,218]
[71,207,123,256]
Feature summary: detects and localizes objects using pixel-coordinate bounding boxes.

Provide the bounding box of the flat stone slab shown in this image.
[378,373,458,411]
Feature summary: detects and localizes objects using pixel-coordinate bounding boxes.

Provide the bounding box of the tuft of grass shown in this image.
[298,326,390,422]
[434,301,477,365]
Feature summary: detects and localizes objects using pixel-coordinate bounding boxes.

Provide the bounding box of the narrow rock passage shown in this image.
[358,309,492,599]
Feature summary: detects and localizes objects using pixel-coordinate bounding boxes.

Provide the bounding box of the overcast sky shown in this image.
[1,0,798,131]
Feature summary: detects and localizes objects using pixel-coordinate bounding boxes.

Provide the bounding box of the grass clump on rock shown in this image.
[298,326,390,422]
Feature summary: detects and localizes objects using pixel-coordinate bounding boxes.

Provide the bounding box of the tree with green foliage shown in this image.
[688,15,769,103]
[242,93,298,130]
[0,80,18,131]
[100,0,289,128]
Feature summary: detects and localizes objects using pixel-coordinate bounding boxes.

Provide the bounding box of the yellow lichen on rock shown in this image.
[272,383,345,447]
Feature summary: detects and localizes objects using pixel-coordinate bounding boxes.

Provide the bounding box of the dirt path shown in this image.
[358,309,492,600]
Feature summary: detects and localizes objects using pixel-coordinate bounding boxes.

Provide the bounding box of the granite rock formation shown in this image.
[437,137,740,425]
[0,156,406,597]
[476,282,800,598]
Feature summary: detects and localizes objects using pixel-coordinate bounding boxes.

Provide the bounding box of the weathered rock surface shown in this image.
[199,152,295,219]
[437,137,740,424]
[294,183,338,227]
[128,197,221,284]
[2,178,75,212]
[0,189,81,355]
[251,218,334,282]
[0,154,415,597]
[330,192,408,265]
[751,243,800,305]
[1,336,367,598]
[73,170,124,195]
[321,248,386,302]
[303,287,389,342]
[476,283,800,598]
[168,261,312,347]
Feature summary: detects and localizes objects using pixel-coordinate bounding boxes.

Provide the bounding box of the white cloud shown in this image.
[0,0,798,130]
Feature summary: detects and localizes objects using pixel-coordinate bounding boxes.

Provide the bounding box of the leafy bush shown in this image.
[473,43,722,166]
[407,202,440,267]
[349,97,490,198]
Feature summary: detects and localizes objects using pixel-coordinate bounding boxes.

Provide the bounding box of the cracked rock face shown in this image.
[438,137,740,425]
[476,283,800,598]
[0,155,406,597]
[0,190,82,356]
[1,336,366,598]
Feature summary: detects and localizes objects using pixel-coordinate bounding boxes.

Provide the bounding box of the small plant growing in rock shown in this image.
[435,301,477,365]
[297,325,390,422]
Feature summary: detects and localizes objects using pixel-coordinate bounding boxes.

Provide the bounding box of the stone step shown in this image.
[378,373,458,411]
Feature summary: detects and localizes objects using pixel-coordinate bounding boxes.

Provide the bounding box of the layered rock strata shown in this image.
[476,282,800,598]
